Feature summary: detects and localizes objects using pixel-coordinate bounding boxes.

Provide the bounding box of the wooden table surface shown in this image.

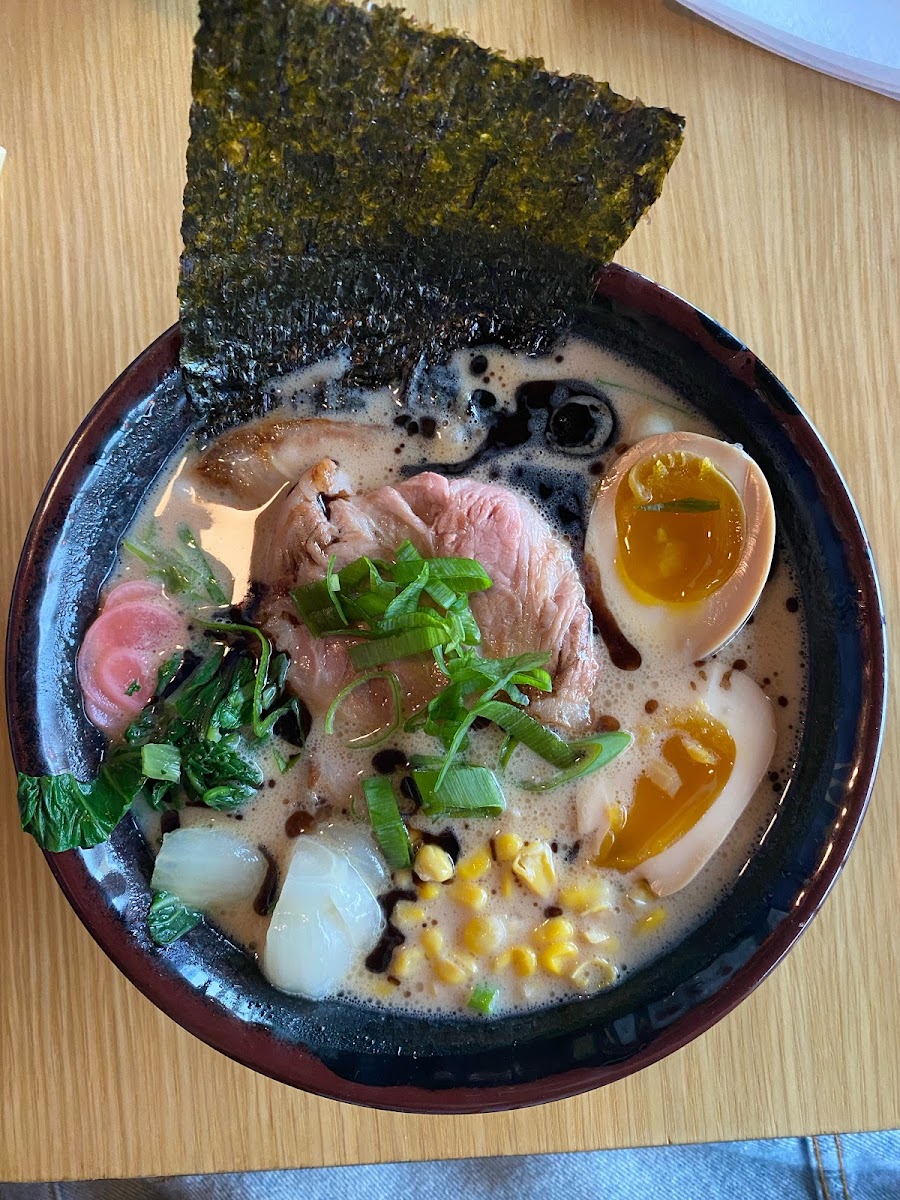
[2,0,898,1183]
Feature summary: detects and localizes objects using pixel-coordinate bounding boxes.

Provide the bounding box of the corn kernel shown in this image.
[500,869,516,897]
[395,902,426,927]
[408,829,424,847]
[414,843,455,883]
[417,882,441,901]
[626,879,657,909]
[560,880,614,915]
[532,916,575,945]
[510,946,538,976]
[463,915,506,956]
[393,946,423,979]
[421,928,444,957]
[457,848,492,880]
[571,957,618,991]
[582,926,619,953]
[434,957,468,985]
[449,879,488,909]
[493,832,523,862]
[538,941,579,976]
[634,908,667,934]
[511,841,557,898]
[394,868,414,887]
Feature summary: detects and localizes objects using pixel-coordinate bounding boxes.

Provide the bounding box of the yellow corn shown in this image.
[408,828,424,847]
[449,879,488,910]
[532,916,575,946]
[582,926,619,953]
[457,848,492,880]
[414,843,455,883]
[463,915,506,956]
[634,908,667,934]
[626,879,657,909]
[538,942,579,976]
[493,832,523,862]
[571,957,618,991]
[393,946,423,979]
[511,841,557,898]
[395,902,426,927]
[417,882,441,901]
[495,946,538,977]
[500,869,516,897]
[434,957,468,985]
[421,928,444,958]
[559,880,614,915]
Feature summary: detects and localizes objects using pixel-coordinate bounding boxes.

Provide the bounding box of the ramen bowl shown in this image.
[6,264,885,1112]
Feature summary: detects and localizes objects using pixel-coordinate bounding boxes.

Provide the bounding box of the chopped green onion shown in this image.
[325,554,348,625]
[498,734,519,771]
[412,766,505,818]
[638,498,720,513]
[473,700,576,768]
[125,679,141,696]
[362,776,411,868]
[468,981,499,1015]
[141,743,181,783]
[519,731,633,791]
[324,671,403,748]
[349,625,447,668]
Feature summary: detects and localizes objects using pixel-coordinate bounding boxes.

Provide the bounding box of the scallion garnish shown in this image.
[467,981,499,1015]
[518,730,633,791]
[638,498,720,513]
[472,700,576,769]
[411,766,505,818]
[362,776,412,868]
[324,671,402,748]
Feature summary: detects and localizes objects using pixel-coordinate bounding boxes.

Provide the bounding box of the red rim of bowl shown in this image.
[6,264,886,1112]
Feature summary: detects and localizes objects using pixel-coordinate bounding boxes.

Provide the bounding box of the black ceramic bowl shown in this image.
[6,265,885,1112]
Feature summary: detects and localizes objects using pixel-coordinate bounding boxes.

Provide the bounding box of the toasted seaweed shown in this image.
[180,0,684,429]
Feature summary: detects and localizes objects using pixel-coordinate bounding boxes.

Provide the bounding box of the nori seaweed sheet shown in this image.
[180,0,684,428]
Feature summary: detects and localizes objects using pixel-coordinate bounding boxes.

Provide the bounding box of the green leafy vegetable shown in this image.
[141,743,181,783]
[125,679,141,697]
[20,608,302,850]
[468,981,499,1015]
[412,766,506,818]
[123,520,228,605]
[638,498,721,513]
[147,890,203,946]
[362,776,412,869]
[17,747,144,852]
[182,741,264,809]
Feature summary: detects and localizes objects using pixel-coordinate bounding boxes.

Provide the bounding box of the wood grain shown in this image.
[1,0,899,1182]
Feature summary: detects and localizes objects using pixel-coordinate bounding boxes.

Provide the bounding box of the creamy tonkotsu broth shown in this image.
[116,334,806,1016]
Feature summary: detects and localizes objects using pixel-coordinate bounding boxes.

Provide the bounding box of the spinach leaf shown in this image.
[17,747,144,852]
[147,890,202,946]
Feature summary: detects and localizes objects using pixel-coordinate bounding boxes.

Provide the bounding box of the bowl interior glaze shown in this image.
[6,265,885,1112]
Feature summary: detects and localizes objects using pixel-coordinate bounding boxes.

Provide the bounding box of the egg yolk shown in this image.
[597,709,736,871]
[615,451,744,604]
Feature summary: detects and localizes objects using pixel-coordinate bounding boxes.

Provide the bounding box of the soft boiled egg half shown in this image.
[580,662,776,896]
[585,432,776,663]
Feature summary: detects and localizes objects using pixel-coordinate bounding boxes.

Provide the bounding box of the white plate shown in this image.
[678,0,900,101]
